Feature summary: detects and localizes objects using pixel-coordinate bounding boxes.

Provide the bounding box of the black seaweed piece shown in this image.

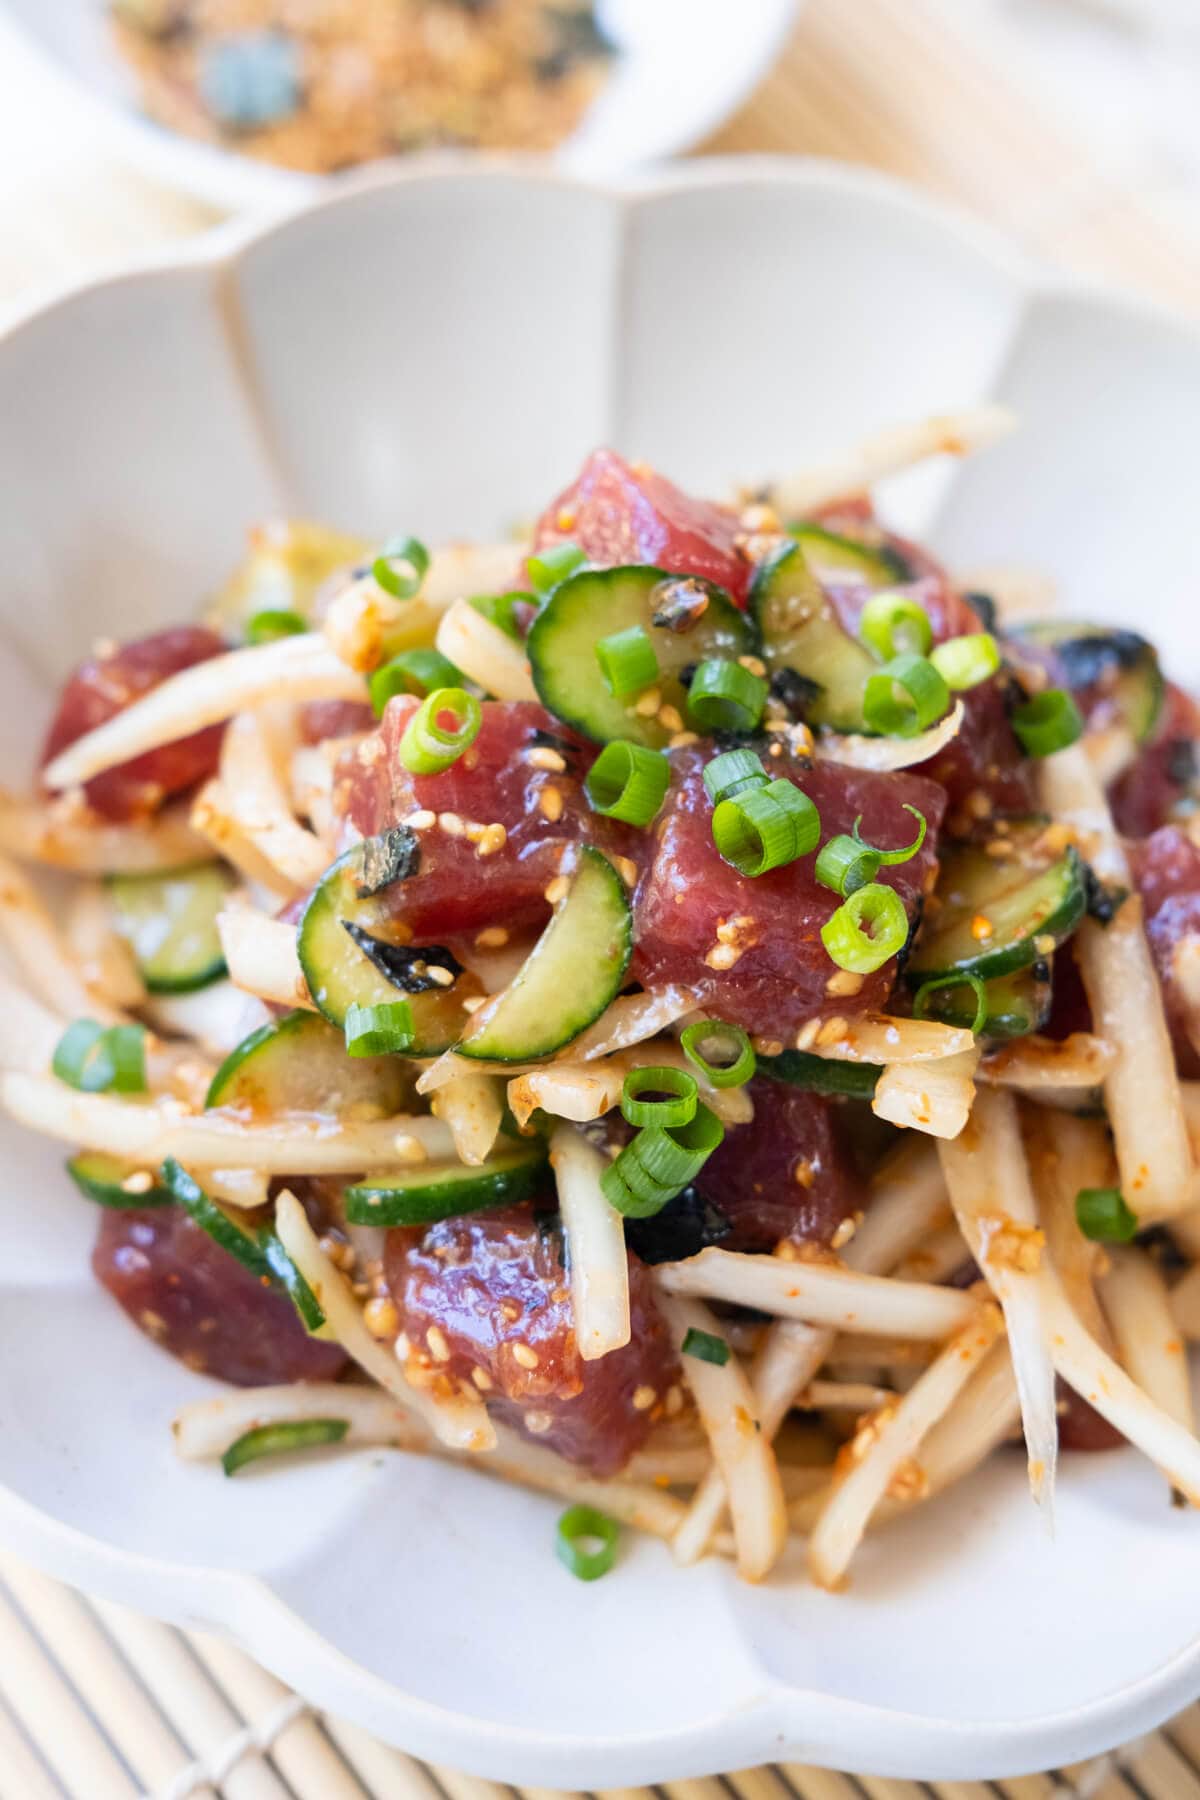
[342,924,464,992]
[355,827,421,898]
[768,667,823,719]
[1052,628,1154,690]
[1082,863,1127,926]
[1167,738,1198,786]
[624,1187,732,1266]
[963,591,998,633]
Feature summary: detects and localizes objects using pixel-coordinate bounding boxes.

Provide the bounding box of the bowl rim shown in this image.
[2,155,1200,1782]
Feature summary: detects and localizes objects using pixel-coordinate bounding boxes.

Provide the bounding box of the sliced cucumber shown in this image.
[787,523,911,589]
[161,1157,325,1332]
[345,1141,548,1226]
[206,1010,413,1116]
[107,863,234,993]
[526,565,756,748]
[754,1052,881,1099]
[912,965,1052,1040]
[298,839,484,1054]
[1013,621,1164,744]
[457,846,632,1062]
[908,824,1087,984]
[752,541,879,731]
[67,1151,172,1208]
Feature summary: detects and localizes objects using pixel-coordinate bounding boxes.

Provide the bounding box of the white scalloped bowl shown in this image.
[2,162,1200,1786]
[0,0,798,207]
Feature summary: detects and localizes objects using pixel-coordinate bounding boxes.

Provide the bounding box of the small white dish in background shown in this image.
[0,160,1199,1784]
[0,0,799,210]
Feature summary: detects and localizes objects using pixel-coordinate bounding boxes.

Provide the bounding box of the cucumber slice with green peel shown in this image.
[526,565,756,748]
[161,1157,324,1332]
[345,1142,548,1226]
[908,825,1087,984]
[67,1151,172,1208]
[754,1051,881,1099]
[298,838,485,1054]
[912,965,1052,1040]
[107,863,234,993]
[206,1010,413,1116]
[787,524,912,589]
[457,846,632,1062]
[752,541,880,731]
[1013,621,1165,745]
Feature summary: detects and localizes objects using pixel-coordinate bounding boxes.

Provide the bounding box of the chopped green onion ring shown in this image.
[620,1065,698,1129]
[398,686,482,775]
[595,624,658,699]
[1076,1187,1139,1244]
[245,608,307,644]
[862,654,951,738]
[930,632,1001,691]
[369,648,463,715]
[555,1504,619,1581]
[851,803,928,865]
[344,1000,414,1057]
[820,882,909,973]
[712,778,820,877]
[222,1419,349,1478]
[912,972,988,1036]
[372,534,429,600]
[470,593,527,642]
[527,541,585,595]
[859,590,933,659]
[815,834,881,897]
[1012,687,1085,758]
[702,748,768,806]
[52,1018,147,1094]
[585,740,670,826]
[681,1326,730,1366]
[686,659,767,734]
[601,1102,725,1218]
[679,1020,756,1088]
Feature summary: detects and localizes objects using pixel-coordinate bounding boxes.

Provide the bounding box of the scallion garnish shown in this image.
[584,740,670,826]
[397,686,482,775]
[930,631,1001,691]
[371,534,429,599]
[555,1504,619,1581]
[595,624,658,698]
[862,653,951,738]
[1076,1187,1139,1244]
[52,1019,147,1094]
[912,971,989,1036]
[245,608,307,644]
[681,1326,730,1367]
[1012,687,1084,758]
[701,748,768,806]
[850,803,927,865]
[815,835,880,897]
[686,659,767,734]
[470,593,527,642]
[711,779,820,877]
[344,1000,414,1057]
[222,1419,349,1477]
[859,591,933,659]
[820,882,909,973]
[369,648,463,716]
[679,1020,756,1089]
[620,1065,699,1129]
[600,1103,725,1218]
[527,541,585,595]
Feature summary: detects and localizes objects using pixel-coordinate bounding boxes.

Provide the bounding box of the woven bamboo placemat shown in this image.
[1,1,1199,1793]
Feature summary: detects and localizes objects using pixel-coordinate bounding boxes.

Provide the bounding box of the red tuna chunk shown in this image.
[532,448,750,605]
[632,745,945,1039]
[1111,683,1198,840]
[42,626,226,820]
[335,698,637,937]
[386,1206,680,1476]
[1132,824,1200,1076]
[694,1077,855,1252]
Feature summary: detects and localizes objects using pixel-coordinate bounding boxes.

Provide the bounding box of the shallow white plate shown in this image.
[0,0,798,209]
[1,161,1200,1785]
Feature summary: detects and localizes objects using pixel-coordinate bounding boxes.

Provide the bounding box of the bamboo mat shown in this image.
[2,0,1200,1793]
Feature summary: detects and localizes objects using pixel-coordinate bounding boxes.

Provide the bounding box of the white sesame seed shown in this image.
[471,1365,493,1391]
[405,809,436,830]
[539,786,565,823]
[631,1385,657,1411]
[477,823,507,857]
[438,811,466,837]
[512,1342,539,1370]
[426,1325,451,1364]
[544,874,569,905]
[634,686,662,717]
[475,926,510,947]
[426,965,455,987]
[527,746,567,773]
[524,1411,553,1435]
